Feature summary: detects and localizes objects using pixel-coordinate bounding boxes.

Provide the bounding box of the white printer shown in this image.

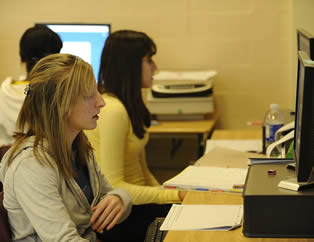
[146,70,216,120]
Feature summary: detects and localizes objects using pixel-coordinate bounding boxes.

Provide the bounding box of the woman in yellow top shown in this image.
[85,29,186,229]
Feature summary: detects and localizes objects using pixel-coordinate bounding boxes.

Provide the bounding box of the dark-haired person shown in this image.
[0,25,62,146]
[85,30,186,239]
[0,53,132,241]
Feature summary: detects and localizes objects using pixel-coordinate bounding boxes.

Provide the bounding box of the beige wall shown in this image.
[1,0,313,129]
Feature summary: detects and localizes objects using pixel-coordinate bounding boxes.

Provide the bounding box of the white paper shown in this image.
[205,139,263,154]
[160,204,243,231]
[163,165,247,192]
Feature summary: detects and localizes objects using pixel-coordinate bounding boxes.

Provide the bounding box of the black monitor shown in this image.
[294,51,314,184]
[297,29,314,60]
[35,23,111,80]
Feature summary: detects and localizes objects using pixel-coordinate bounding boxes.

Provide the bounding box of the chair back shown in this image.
[0,192,11,242]
[0,145,11,192]
[0,145,11,162]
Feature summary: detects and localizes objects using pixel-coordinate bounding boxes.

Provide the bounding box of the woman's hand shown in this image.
[90,195,125,232]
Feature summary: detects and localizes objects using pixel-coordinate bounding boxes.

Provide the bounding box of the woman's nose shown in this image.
[152,61,158,72]
[97,92,105,108]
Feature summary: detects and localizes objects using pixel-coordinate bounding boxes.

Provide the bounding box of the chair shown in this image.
[0,191,11,242]
[0,145,11,162]
[0,145,11,192]
[144,217,167,242]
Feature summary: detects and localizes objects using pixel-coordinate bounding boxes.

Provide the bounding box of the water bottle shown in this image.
[264,104,284,156]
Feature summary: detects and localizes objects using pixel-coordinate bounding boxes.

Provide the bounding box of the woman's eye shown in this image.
[84,94,94,100]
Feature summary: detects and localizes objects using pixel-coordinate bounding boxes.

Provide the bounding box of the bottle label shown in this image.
[265,124,283,142]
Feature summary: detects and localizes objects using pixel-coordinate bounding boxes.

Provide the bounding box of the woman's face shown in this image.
[141,55,158,88]
[67,82,105,140]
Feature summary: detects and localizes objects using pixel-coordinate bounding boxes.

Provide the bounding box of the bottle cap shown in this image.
[270,103,279,111]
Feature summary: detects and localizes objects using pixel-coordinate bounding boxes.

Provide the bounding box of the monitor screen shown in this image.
[294,51,314,183]
[35,23,111,80]
[297,29,314,60]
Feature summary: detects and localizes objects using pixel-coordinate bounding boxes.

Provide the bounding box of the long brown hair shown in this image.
[98,30,156,139]
[8,53,95,178]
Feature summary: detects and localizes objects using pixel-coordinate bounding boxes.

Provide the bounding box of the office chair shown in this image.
[0,145,11,192]
[0,191,12,242]
[144,217,167,242]
[0,145,11,162]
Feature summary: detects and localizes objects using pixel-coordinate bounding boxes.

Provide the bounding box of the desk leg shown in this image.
[197,134,204,158]
[197,128,216,158]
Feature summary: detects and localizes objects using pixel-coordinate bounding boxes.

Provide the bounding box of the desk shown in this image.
[211,129,263,140]
[147,116,217,157]
[164,129,314,242]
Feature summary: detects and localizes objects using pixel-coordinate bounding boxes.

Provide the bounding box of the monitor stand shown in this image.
[278,177,314,191]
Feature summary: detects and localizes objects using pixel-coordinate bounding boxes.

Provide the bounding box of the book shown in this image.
[162,165,248,192]
[205,139,263,154]
[196,147,265,169]
[160,204,243,231]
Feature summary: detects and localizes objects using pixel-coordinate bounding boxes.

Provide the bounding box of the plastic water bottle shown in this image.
[264,104,284,155]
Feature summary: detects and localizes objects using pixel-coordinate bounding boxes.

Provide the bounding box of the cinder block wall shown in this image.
[1,0,314,129]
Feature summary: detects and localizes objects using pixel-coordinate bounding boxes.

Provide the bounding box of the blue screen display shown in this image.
[45,24,110,81]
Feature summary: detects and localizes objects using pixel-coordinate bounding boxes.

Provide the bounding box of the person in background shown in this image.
[85,30,186,236]
[0,53,132,241]
[0,25,62,147]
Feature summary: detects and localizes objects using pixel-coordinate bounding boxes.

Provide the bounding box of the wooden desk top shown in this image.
[164,129,314,242]
[211,129,263,140]
[164,191,314,242]
[147,115,217,134]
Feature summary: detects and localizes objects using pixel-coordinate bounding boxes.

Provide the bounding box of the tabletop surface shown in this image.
[147,115,217,134]
[164,129,314,242]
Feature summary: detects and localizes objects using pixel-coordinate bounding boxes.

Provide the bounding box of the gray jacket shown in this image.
[0,137,132,242]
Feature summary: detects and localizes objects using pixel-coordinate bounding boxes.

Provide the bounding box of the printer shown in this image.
[146,70,216,120]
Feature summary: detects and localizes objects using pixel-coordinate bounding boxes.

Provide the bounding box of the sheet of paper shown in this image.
[205,139,263,154]
[160,204,243,231]
[196,147,265,168]
[163,165,247,192]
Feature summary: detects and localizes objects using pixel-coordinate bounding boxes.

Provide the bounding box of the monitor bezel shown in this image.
[294,51,314,183]
[35,22,111,32]
[297,28,314,60]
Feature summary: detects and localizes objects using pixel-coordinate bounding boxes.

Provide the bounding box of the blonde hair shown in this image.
[8,53,95,178]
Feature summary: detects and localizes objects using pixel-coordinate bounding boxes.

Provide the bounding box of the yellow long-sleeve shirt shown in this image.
[85,94,180,205]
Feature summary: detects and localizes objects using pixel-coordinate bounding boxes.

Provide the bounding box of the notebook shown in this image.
[160,204,243,231]
[163,165,247,192]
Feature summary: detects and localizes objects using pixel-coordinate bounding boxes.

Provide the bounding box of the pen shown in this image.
[164,185,177,189]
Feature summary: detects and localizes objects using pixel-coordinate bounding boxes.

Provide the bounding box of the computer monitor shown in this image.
[294,51,314,184]
[35,23,111,80]
[297,29,314,60]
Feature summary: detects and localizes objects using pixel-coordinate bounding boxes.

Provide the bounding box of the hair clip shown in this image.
[24,84,32,96]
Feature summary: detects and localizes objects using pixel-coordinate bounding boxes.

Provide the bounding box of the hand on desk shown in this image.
[179,190,188,201]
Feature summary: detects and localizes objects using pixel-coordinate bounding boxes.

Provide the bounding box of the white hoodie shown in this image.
[0,77,27,146]
[0,137,132,241]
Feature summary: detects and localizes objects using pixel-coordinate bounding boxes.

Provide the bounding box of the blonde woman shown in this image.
[0,54,132,241]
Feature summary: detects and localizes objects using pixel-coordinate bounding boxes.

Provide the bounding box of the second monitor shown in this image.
[36,23,111,80]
